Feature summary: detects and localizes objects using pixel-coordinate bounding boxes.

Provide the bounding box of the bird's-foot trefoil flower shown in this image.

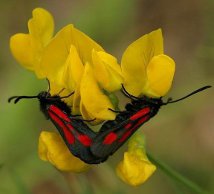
[10,8,54,78]
[39,131,90,172]
[121,29,175,98]
[115,29,175,185]
[116,134,156,186]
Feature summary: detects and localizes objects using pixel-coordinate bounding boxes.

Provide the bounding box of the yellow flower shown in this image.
[116,134,156,186]
[92,50,123,92]
[121,29,175,98]
[80,63,116,121]
[117,30,175,185]
[38,131,90,172]
[40,24,123,120]
[10,8,54,78]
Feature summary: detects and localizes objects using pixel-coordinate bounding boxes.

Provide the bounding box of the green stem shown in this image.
[147,153,208,194]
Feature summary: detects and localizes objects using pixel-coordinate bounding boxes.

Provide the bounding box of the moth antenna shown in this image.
[108,108,123,114]
[46,79,68,98]
[59,91,75,99]
[57,88,65,95]
[121,84,140,100]
[163,85,211,105]
[83,118,96,122]
[8,95,39,104]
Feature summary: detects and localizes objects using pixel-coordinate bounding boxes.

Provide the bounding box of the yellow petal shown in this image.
[38,131,90,172]
[147,29,164,58]
[80,100,103,125]
[10,8,54,78]
[48,45,84,109]
[39,24,74,81]
[69,45,84,84]
[121,29,163,97]
[72,83,81,115]
[55,45,84,91]
[116,152,156,186]
[80,63,116,120]
[28,8,54,46]
[116,134,156,186]
[73,27,104,63]
[40,24,103,82]
[92,50,123,92]
[10,34,34,70]
[143,54,175,97]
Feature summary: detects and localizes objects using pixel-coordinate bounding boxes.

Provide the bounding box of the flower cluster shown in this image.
[10,8,175,186]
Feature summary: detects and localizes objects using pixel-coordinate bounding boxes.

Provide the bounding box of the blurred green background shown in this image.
[1,0,214,194]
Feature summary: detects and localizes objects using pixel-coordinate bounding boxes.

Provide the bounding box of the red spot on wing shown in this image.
[135,115,150,127]
[78,135,92,146]
[124,123,132,129]
[49,111,74,144]
[67,123,92,146]
[130,107,150,121]
[119,115,150,143]
[49,105,71,122]
[103,132,117,144]
[118,130,132,143]
[119,108,150,143]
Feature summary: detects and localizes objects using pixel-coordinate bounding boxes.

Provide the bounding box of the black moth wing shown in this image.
[90,101,160,159]
[90,116,130,159]
[64,118,108,164]
[47,105,107,164]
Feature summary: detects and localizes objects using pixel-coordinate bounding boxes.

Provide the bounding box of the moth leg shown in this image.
[108,108,123,114]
